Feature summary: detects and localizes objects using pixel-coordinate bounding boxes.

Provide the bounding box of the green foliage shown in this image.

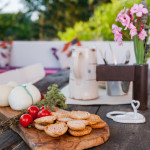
[58,0,141,41]
[58,21,95,41]
[22,0,110,40]
[0,0,112,40]
[0,84,67,133]
[0,12,31,40]
[45,84,67,110]
[34,84,67,111]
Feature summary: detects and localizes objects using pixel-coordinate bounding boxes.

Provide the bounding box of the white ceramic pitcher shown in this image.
[69,46,98,100]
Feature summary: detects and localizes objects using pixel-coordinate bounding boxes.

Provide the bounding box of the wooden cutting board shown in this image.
[0,107,110,150]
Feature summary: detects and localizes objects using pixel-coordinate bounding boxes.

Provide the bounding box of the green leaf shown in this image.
[58,0,141,41]
[138,39,145,64]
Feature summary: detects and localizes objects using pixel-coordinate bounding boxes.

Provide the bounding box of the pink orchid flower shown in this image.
[130,28,137,39]
[112,24,123,45]
[114,32,123,45]
[117,37,123,46]
[131,4,148,17]
[138,29,147,40]
[115,34,123,46]
[115,8,125,22]
[120,13,130,30]
[129,8,134,21]
[128,23,137,39]
[112,24,122,33]
[115,8,130,30]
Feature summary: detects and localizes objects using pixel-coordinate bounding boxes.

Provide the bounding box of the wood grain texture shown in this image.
[1,70,150,150]
[0,107,21,120]
[0,70,70,150]
[96,65,135,81]
[0,129,22,150]
[95,102,150,150]
[0,106,109,150]
[12,141,30,150]
[13,124,109,150]
[34,70,69,94]
[67,105,99,114]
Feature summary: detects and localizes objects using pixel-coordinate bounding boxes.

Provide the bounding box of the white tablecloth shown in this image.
[61,85,132,105]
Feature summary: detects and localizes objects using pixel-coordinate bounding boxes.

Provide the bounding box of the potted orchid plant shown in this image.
[112,3,149,65]
[112,3,149,110]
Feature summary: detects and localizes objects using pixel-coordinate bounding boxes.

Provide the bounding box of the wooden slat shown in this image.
[13,141,30,150]
[0,70,70,150]
[96,64,135,81]
[0,129,22,150]
[0,106,108,150]
[133,64,148,110]
[34,70,69,93]
[96,101,150,150]
[0,69,149,150]
[0,107,21,120]
[0,70,101,150]
[67,105,100,114]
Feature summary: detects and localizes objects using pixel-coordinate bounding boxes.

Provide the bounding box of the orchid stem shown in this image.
[120,32,131,40]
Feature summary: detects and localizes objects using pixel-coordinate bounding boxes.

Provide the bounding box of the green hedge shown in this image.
[58,0,142,41]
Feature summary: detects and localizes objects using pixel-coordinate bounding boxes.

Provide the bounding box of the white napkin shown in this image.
[61,85,132,105]
[0,63,45,85]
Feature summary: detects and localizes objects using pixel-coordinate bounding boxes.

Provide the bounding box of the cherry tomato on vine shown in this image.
[40,106,50,110]
[20,114,33,128]
[28,106,40,119]
[37,110,51,118]
[41,93,45,100]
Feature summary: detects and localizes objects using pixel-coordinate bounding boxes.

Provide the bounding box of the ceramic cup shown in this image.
[69,46,99,100]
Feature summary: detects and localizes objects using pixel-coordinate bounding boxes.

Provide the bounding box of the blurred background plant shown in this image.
[58,0,144,41]
[0,0,110,40]
[0,0,149,41]
[0,12,36,40]
[23,0,110,40]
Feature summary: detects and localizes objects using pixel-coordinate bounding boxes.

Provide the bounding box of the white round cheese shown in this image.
[9,84,41,110]
[7,81,18,88]
[0,85,12,106]
[25,84,41,104]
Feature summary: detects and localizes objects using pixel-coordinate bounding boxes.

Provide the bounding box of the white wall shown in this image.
[82,41,136,65]
[10,41,150,68]
[10,41,65,68]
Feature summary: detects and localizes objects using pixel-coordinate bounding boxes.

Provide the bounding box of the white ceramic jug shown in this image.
[69,46,98,100]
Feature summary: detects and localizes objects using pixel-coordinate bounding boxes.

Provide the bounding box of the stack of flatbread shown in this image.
[34,110,107,137]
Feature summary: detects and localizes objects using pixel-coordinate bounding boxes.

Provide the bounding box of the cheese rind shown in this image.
[0,85,12,106]
[9,84,41,110]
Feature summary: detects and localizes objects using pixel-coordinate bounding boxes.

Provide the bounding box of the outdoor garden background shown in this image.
[0,0,149,41]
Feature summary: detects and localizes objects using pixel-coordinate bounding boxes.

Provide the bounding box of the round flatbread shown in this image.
[34,116,57,125]
[69,111,90,120]
[57,117,73,123]
[67,120,88,131]
[87,114,102,125]
[69,126,92,137]
[34,123,46,130]
[44,122,68,137]
[91,121,106,129]
[52,112,68,119]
